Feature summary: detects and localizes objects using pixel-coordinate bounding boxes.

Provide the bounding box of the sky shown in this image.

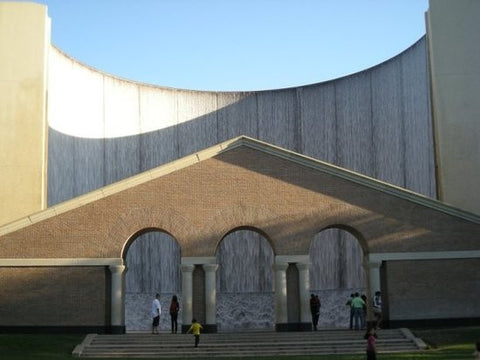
[22,0,428,91]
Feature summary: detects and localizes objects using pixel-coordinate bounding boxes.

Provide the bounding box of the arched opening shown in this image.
[216,228,275,331]
[309,227,365,329]
[124,229,181,333]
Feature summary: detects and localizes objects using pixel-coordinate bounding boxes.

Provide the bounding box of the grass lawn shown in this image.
[0,327,478,360]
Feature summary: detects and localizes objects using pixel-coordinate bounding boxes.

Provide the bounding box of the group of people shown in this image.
[151,293,203,347]
[151,293,180,334]
[151,291,382,351]
[308,291,380,359]
[346,291,382,331]
[345,291,382,360]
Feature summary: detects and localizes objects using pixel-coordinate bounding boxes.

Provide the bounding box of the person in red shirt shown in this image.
[365,327,377,360]
[169,295,180,334]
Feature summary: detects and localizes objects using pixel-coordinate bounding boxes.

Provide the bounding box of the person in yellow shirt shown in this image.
[186,318,203,347]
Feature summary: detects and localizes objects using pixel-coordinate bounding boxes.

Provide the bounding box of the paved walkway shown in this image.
[73,328,427,358]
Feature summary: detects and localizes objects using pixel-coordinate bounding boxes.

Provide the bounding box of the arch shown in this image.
[104,206,198,259]
[121,227,176,260]
[215,227,275,331]
[216,225,275,256]
[123,228,182,332]
[200,203,281,257]
[309,225,366,329]
[320,223,368,254]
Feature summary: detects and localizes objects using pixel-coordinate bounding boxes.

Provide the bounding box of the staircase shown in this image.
[73,328,427,358]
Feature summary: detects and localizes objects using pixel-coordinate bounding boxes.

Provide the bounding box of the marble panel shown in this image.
[126,292,181,332]
[216,293,275,331]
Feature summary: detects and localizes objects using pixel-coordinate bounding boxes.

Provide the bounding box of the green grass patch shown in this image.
[0,334,83,360]
[413,326,480,347]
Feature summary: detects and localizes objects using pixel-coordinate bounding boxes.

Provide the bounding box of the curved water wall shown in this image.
[47,37,434,205]
[47,37,434,330]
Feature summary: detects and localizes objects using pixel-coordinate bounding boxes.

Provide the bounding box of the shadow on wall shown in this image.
[0,267,110,329]
[47,37,434,207]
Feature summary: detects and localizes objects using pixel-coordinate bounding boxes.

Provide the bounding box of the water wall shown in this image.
[47,37,434,331]
[47,37,434,205]
[124,229,363,332]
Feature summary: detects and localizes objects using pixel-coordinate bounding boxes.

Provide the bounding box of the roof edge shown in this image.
[232,136,480,225]
[0,136,243,236]
[2,135,479,236]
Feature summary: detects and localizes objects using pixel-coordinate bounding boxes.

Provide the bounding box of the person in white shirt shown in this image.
[151,293,161,334]
[373,291,382,329]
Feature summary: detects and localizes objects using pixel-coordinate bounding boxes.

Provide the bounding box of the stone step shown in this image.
[91,330,408,343]
[73,328,426,358]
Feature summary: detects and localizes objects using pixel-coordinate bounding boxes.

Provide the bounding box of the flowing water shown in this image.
[125,229,364,332]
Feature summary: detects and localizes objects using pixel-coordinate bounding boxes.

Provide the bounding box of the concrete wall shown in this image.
[427,0,480,214]
[0,2,49,225]
[47,37,435,206]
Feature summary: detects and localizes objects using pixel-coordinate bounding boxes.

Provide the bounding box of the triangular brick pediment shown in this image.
[1,136,480,259]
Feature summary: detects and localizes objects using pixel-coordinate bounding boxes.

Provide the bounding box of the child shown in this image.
[364,327,377,360]
[186,318,203,348]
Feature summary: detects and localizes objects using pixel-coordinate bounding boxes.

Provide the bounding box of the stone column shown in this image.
[367,260,382,326]
[274,262,289,331]
[296,262,311,328]
[109,264,126,334]
[368,260,382,297]
[181,264,194,333]
[203,263,219,332]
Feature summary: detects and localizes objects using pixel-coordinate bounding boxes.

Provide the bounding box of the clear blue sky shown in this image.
[26,0,428,91]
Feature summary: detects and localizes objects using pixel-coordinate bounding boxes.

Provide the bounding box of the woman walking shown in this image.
[169,295,180,333]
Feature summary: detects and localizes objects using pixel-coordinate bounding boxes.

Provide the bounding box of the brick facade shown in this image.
[1,137,480,331]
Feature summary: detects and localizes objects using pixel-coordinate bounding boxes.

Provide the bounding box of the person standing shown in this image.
[315,295,321,329]
[169,295,180,334]
[310,294,320,330]
[151,293,161,334]
[361,294,368,330]
[186,318,203,347]
[351,292,365,330]
[365,327,377,360]
[346,293,354,330]
[373,291,383,329]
